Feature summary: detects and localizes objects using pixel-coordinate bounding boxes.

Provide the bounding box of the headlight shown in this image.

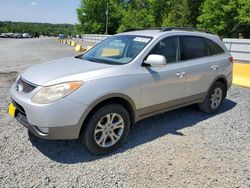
[32,81,83,104]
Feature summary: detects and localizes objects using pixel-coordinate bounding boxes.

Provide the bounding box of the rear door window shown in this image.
[204,38,224,55]
[180,36,209,60]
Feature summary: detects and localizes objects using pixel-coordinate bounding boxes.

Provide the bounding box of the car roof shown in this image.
[117,30,162,37]
[117,29,218,39]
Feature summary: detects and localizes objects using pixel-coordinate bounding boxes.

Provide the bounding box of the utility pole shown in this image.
[105,2,109,35]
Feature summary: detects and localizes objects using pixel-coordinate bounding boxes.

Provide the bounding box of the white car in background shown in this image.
[22,33,32,38]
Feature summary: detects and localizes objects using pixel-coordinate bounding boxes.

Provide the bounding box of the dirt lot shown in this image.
[0,38,249,187]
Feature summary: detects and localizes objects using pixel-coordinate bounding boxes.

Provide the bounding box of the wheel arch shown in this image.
[208,75,229,92]
[203,75,228,102]
[216,77,228,90]
[77,93,137,138]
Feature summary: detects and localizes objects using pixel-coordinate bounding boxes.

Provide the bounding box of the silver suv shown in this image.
[9,27,233,155]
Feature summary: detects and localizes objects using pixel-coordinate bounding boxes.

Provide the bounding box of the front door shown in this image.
[139,36,187,115]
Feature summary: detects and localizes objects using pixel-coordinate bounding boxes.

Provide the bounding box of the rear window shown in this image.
[180,36,209,60]
[204,38,224,55]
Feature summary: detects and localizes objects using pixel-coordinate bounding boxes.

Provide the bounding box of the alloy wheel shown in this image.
[210,87,222,109]
[94,113,124,148]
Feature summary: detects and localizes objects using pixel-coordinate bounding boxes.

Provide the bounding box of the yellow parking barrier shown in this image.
[233,63,250,88]
[101,48,121,56]
[71,41,76,46]
[63,40,67,44]
[67,40,71,45]
[75,44,86,52]
[87,45,93,51]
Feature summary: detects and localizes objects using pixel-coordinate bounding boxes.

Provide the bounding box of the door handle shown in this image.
[176,72,186,78]
[211,65,218,71]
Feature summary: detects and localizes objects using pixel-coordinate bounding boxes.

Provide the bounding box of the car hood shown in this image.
[21,57,118,86]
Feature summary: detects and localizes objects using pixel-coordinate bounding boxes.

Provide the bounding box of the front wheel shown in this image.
[199,81,227,114]
[81,104,130,155]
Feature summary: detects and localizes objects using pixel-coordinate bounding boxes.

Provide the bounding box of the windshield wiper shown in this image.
[85,58,105,64]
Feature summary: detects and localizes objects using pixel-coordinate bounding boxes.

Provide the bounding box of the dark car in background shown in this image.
[13,33,22,38]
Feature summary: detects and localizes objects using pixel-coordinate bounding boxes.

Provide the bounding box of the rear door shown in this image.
[180,36,223,102]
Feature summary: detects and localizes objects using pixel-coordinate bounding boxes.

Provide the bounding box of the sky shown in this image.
[0,0,80,24]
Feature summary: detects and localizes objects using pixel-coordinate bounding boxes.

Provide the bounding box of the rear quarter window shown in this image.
[204,38,225,55]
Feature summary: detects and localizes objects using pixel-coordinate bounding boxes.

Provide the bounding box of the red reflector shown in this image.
[229,57,233,63]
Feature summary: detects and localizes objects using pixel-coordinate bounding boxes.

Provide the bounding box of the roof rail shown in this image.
[161,27,213,34]
[122,28,144,32]
[122,28,162,32]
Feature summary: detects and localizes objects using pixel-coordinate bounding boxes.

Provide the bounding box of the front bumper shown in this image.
[15,112,81,140]
[10,84,88,140]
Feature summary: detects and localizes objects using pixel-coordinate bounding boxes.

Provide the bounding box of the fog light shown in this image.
[36,127,49,134]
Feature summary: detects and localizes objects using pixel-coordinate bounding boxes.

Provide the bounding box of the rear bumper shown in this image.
[16,112,81,140]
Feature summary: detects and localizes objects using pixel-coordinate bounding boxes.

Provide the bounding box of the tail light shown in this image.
[229,57,234,63]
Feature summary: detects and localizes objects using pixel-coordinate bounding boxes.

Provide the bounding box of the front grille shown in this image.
[16,77,36,93]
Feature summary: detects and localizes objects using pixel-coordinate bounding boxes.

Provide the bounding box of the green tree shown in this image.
[75,0,249,37]
[76,0,124,34]
[76,0,106,34]
[188,0,204,26]
[162,0,192,27]
[197,0,250,36]
[117,0,172,32]
[238,0,250,24]
[149,0,172,26]
[0,21,75,36]
[117,0,155,32]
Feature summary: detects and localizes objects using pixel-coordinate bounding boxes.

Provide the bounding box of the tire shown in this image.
[81,104,130,155]
[199,81,227,114]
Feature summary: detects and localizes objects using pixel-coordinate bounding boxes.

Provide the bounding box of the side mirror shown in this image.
[143,54,167,67]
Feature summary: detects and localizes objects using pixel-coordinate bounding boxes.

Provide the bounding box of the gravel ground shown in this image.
[0,38,250,187]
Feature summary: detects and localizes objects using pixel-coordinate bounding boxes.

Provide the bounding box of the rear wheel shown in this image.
[81,104,130,155]
[199,81,226,114]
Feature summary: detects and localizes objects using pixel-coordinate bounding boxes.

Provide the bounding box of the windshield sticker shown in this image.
[133,37,151,43]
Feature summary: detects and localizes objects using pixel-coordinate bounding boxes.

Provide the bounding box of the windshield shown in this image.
[81,35,152,65]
